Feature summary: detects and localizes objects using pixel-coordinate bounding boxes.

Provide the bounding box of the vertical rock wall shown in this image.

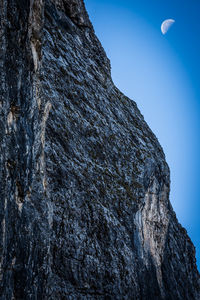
[0,0,199,299]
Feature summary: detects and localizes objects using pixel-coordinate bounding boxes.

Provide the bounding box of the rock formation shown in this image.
[0,0,199,299]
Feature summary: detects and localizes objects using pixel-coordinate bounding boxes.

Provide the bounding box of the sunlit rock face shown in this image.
[0,0,199,299]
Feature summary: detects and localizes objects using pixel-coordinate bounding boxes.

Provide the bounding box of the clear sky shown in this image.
[84,0,200,269]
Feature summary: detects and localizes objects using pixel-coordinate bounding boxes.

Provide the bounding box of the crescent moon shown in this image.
[161,19,175,35]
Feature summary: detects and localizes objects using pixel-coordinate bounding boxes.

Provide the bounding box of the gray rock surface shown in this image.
[0,0,199,299]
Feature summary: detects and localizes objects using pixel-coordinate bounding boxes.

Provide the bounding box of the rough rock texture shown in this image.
[0,0,199,299]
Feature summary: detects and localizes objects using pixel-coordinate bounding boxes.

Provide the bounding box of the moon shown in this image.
[161,19,175,35]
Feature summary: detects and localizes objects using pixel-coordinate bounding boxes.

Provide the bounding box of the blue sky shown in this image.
[84,0,200,268]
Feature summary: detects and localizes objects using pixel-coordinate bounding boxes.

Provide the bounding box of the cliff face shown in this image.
[0,0,199,299]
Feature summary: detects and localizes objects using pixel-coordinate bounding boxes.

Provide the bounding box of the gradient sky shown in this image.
[84,0,200,269]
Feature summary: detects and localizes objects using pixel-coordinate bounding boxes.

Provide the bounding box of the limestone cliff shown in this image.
[0,0,199,299]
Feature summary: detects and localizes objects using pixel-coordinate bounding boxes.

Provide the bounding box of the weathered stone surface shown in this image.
[0,0,199,299]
